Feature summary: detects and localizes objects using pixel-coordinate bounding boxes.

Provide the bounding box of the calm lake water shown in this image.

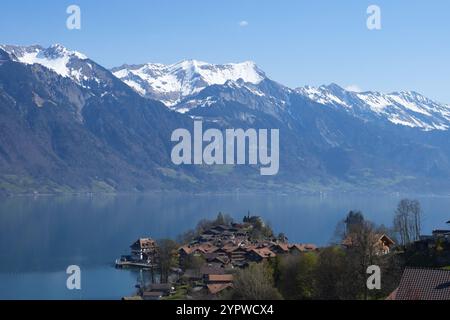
[0,193,449,300]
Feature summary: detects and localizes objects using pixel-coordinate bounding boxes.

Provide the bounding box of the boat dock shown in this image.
[115,259,156,269]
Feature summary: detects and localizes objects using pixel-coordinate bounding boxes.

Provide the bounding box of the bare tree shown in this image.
[410,200,422,242]
[347,220,379,300]
[157,239,178,283]
[231,263,282,300]
[393,199,422,245]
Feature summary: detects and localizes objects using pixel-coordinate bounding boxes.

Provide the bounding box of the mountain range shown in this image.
[1,44,450,195]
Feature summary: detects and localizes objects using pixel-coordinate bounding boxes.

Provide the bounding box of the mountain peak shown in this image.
[0,44,87,61]
[0,44,89,78]
[323,83,344,91]
[112,59,266,106]
[45,43,87,60]
[295,84,450,131]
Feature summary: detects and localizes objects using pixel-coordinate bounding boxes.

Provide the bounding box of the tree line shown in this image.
[222,198,423,300]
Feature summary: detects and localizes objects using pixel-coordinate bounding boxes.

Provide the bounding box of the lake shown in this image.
[0,193,449,300]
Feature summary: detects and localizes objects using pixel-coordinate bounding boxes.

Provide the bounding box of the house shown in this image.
[289,243,318,255]
[207,283,233,295]
[271,243,289,255]
[375,234,395,255]
[207,274,234,284]
[342,233,395,255]
[246,248,276,263]
[174,215,321,275]
[130,238,157,261]
[214,247,233,261]
[387,268,450,300]
[432,229,450,240]
[178,243,218,265]
[229,247,248,265]
[200,265,225,281]
[415,221,450,250]
[208,255,230,266]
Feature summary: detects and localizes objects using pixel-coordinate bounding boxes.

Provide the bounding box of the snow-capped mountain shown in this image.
[4,43,450,193]
[296,84,450,131]
[112,57,450,131]
[0,44,88,81]
[111,60,266,106]
[0,44,117,93]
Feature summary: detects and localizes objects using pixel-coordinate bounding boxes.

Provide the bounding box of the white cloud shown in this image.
[345,84,362,92]
[239,20,249,27]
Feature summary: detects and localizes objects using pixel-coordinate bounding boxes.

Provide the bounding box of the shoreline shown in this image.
[2,189,450,199]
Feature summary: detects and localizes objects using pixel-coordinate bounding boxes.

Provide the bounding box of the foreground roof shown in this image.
[207,283,233,295]
[392,268,450,300]
[208,274,234,282]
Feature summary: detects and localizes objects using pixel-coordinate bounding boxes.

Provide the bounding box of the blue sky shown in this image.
[1,0,449,102]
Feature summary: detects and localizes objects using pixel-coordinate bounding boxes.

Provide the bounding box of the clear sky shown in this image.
[1,0,449,103]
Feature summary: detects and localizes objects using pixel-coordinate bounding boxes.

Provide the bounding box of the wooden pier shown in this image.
[115,259,156,269]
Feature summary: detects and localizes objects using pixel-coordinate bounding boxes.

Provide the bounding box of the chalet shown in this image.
[204,252,230,265]
[179,246,196,266]
[179,243,218,266]
[271,243,290,254]
[387,268,450,300]
[342,233,395,255]
[214,247,234,261]
[246,248,276,263]
[200,265,225,281]
[178,246,194,266]
[207,274,234,284]
[207,283,233,295]
[289,243,318,255]
[229,247,248,265]
[375,234,395,255]
[289,244,303,255]
[180,243,218,256]
[130,238,157,261]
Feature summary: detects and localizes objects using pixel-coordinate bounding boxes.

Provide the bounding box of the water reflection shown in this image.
[0,193,449,299]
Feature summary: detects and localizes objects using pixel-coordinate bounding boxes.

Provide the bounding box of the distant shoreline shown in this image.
[2,190,450,199]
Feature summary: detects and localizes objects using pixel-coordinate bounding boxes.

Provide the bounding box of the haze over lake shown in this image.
[0,193,449,299]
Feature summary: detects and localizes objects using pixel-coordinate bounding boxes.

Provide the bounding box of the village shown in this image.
[117,213,320,299]
[116,204,450,300]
